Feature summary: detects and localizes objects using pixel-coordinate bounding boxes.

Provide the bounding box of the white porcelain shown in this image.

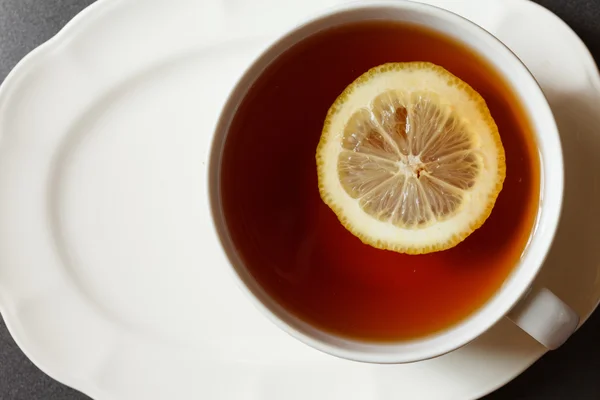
[210,0,577,364]
[0,0,598,398]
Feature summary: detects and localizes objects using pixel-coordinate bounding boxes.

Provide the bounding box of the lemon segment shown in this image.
[316,62,506,254]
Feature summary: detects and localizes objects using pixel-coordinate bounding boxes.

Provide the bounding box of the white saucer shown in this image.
[0,0,598,399]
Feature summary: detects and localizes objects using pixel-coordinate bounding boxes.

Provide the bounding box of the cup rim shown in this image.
[207,0,564,363]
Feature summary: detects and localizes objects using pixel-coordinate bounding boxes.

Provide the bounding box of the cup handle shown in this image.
[507,287,579,349]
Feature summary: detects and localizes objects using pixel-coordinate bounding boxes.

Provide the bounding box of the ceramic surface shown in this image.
[0,0,598,399]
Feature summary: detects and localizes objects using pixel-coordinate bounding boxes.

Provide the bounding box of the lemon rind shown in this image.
[316,62,506,255]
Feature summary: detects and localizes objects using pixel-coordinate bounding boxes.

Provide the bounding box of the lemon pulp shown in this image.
[316,62,506,254]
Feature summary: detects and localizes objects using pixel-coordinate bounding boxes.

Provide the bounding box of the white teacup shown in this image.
[208,0,578,363]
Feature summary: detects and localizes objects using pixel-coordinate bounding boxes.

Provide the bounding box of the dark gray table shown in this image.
[1,0,599,399]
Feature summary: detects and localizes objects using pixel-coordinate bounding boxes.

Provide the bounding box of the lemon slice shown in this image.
[316,62,506,254]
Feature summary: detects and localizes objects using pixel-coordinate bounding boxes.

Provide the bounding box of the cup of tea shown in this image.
[208,0,578,363]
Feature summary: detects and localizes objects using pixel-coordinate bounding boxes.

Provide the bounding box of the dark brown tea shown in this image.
[220,21,540,341]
